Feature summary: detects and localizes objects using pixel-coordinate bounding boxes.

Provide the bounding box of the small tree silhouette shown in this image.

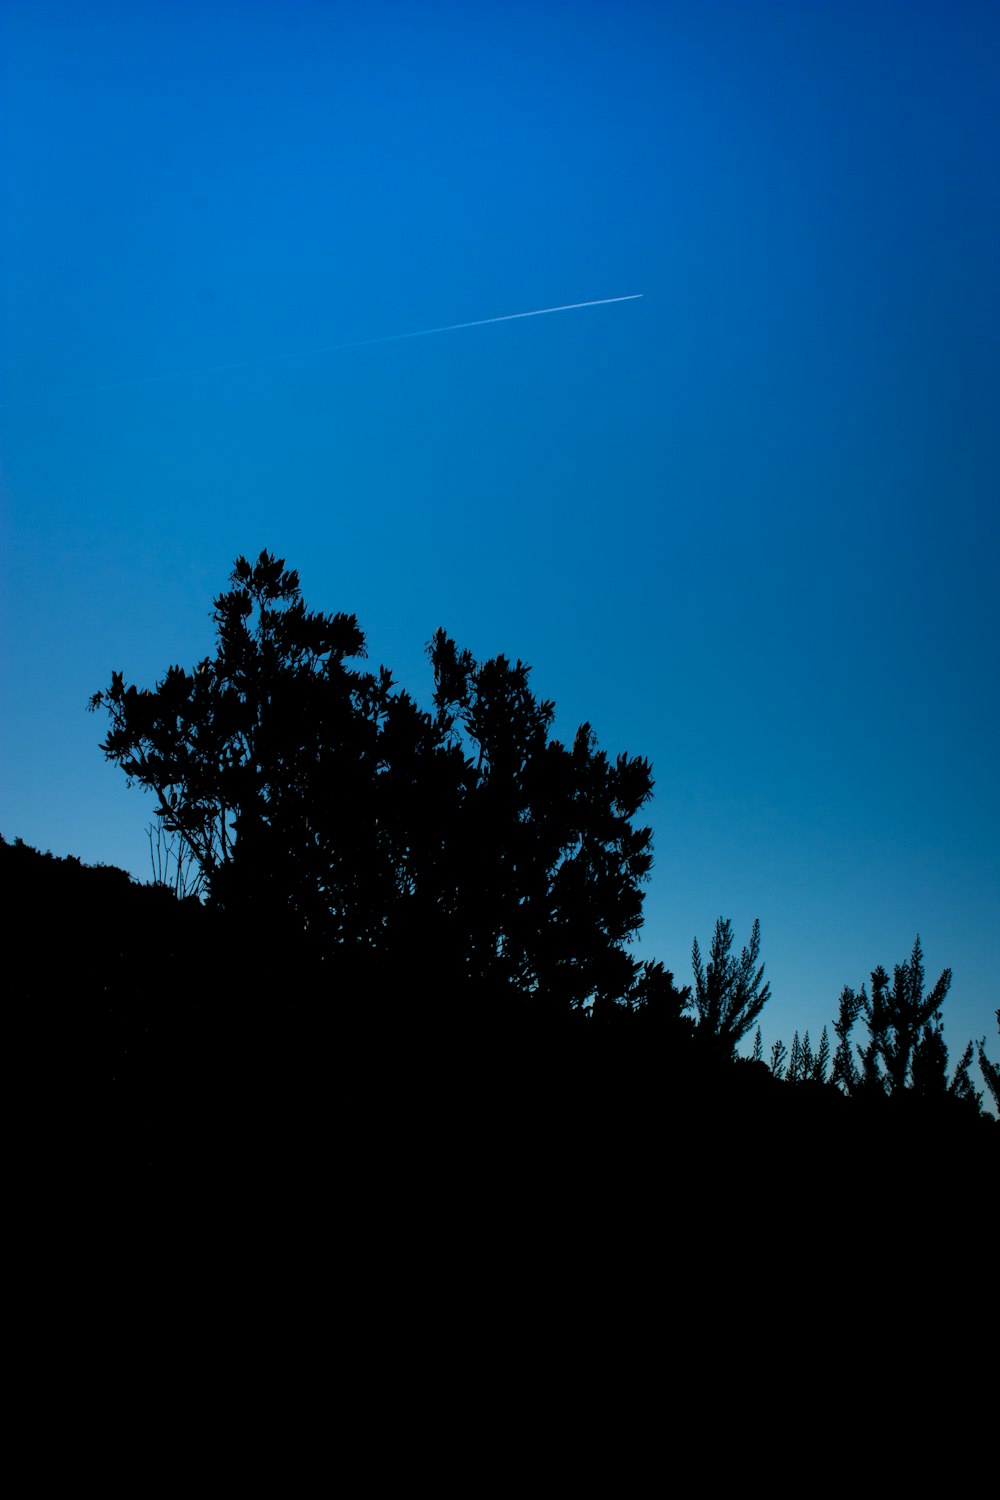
[976,1010,1000,1115]
[785,1027,830,1085]
[831,937,981,1107]
[690,917,770,1059]
[862,937,951,1093]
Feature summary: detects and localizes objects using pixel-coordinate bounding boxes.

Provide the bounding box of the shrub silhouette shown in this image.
[90,550,657,1014]
[830,936,982,1108]
[690,917,770,1059]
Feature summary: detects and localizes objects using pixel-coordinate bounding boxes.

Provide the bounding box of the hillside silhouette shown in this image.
[10,555,996,1211]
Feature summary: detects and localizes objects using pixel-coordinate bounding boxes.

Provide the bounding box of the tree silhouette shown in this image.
[90,551,656,1012]
[425,628,655,1008]
[863,938,951,1093]
[976,1010,999,1115]
[831,983,864,1094]
[90,551,415,945]
[690,917,770,1059]
[831,937,981,1106]
[784,1027,830,1085]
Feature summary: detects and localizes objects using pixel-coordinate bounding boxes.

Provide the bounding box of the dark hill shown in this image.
[6,834,994,1214]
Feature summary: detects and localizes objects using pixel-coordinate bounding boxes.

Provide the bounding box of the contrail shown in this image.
[348,293,644,346]
[2,293,643,405]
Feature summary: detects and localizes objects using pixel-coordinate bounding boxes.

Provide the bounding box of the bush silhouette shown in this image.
[90,551,658,1015]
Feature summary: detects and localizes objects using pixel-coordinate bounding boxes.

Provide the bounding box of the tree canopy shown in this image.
[90,550,656,1012]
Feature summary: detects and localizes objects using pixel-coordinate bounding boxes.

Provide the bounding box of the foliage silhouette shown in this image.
[830,936,982,1109]
[90,551,657,1012]
[146,820,202,900]
[978,1014,1000,1115]
[690,916,770,1058]
[782,1027,830,1085]
[424,627,655,1009]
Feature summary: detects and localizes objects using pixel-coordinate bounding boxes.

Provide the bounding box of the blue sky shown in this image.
[2,0,997,1079]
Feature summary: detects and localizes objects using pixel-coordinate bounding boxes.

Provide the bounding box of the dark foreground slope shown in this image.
[7,835,994,1224]
[11,834,996,1466]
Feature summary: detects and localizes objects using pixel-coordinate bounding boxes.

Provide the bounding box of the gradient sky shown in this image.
[2,0,997,1084]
